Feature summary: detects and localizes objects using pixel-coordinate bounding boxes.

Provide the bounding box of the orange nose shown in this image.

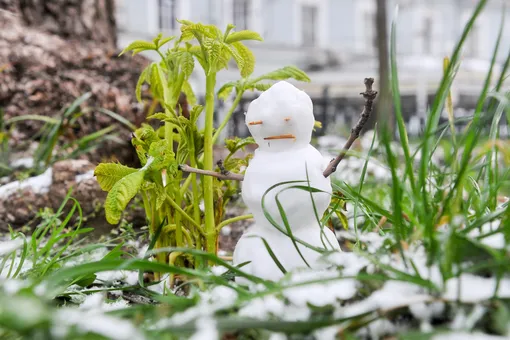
[248,120,263,125]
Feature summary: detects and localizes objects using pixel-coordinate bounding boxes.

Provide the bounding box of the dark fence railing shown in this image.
[204,86,509,140]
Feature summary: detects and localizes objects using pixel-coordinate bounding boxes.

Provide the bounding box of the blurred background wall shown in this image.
[115,0,510,138]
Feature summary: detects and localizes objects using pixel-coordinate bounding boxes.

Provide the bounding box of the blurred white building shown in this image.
[115,0,510,133]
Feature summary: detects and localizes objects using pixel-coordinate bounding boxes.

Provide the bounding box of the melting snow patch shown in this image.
[155,285,238,329]
[324,252,370,276]
[0,167,52,198]
[220,226,231,236]
[75,169,94,183]
[11,157,34,169]
[95,270,139,285]
[443,274,510,303]
[238,295,285,320]
[0,238,24,256]
[211,265,228,276]
[78,292,130,312]
[282,269,357,307]
[53,309,145,340]
[269,333,287,340]
[1,279,29,294]
[189,317,218,340]
[314,326,341,340]
[432,332,506,340]
[336,280,432,319]
[468,220,506,249]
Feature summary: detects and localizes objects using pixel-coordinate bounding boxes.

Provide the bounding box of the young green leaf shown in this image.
[135,66,150,102]
[94,163,138,192]
[217,82,236,100]
[232,42,255,77]
[225,30,263,44]
[251,83,272,92]
[180,52,195,79]
[225,136,256,154]
[205,39,222,73]
[148,140,176,171]
[105,170,145,224]
[182,80,197,106]
[177,19,194,26]
[152,33,163,45]
[226,44,245,72]
[147,112,169,121]
[158,36,175,48]
[149,63,168,101]
[189,105,204,124]
[119,40,157,56]
[251,65,310,83]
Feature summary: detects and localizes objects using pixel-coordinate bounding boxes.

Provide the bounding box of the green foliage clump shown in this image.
[95,20,311,274]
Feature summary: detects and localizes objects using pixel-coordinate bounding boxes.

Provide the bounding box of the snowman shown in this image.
[233,81,341,284]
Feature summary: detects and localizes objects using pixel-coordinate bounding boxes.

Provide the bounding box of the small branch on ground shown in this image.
[179,164,245,181]
[323,78,378,178]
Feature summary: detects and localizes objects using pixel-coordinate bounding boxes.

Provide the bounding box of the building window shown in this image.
[422,17,433,54]
[159,0,177,31]
[233,0,251,30]
[301,5,318,46]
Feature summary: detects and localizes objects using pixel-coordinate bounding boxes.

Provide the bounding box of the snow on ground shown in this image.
[0,193,508,339]
[0,237,24,257]
[468,220,507,250]
[75,169,95,183]
[189,317,218,340]
[0,167,52,198]
[281,268,358,307]
[53,307,145,340]
[10,157,35,169]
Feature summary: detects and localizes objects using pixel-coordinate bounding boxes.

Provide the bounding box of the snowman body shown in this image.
[233,81,340,284]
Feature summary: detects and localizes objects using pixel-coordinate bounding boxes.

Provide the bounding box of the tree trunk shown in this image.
[0,0,151,165]
[17,0,117,48]
[375,0,394,136]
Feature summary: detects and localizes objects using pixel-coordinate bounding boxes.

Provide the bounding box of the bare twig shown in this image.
[179,164,244,181]
[323,78,378,178]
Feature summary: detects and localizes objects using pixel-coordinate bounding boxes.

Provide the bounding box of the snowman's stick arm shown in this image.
[323,78,378,178]
[179,164,245,181]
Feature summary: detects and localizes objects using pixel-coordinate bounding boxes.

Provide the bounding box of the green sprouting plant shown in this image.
[94,21,310,272]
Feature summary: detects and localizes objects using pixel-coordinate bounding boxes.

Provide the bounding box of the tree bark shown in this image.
[0,0,151,165]
[17,0,117,48]
[375,0,394,136]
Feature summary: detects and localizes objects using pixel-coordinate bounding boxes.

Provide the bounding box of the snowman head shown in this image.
[245,81,314,151]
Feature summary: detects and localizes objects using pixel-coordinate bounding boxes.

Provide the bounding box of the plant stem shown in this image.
[174,174,184,248]
[216,214,253,232]
[189,139,202,229]
[194,88,245,167]
[165,194,201,229]
[180,173,193,197]
[203,73,217,256]
[211,89,244,145]
[141,190,152,227]
[151,193,165,278]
